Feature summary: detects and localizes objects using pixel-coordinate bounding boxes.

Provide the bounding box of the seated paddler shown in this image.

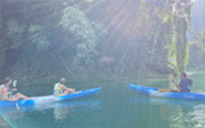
[173,72,193,93]
[0,77,30,101]
[54,78,77,96]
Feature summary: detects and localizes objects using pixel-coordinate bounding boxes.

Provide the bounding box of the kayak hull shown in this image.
[0,100,101,114]
[0,87,101,108]
[128,84,205,101]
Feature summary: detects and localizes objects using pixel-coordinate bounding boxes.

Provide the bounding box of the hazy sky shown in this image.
[188,0,205,38]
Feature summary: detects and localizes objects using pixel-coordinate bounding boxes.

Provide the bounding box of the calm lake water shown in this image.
[1,73,205,128]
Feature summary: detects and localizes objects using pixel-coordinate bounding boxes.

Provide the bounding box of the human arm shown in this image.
[174,79,187,92]
[173,80,180,89]
[61,85,76,92]
[11,88,17,92]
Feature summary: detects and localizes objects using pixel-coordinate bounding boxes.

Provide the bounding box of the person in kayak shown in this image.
[54,78,76,96]
[0,77,30,101]
[174,72,193,93]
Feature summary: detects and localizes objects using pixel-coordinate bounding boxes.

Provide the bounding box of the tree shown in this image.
[173,0,193,72]
[60,6,100,66]
[188,30,205,70]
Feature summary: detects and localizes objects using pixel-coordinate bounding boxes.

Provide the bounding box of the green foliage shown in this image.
[7,20,25,49]
[60,6,99,66]
[173,0,193,73]
[188,30,205,70]
[168,38,177,59]
[28,25,50,50]
[0,0,196,83]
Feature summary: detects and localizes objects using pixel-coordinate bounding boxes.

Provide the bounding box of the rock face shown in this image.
[97,56,115,70]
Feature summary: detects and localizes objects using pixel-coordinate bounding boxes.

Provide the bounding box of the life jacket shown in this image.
[179,78,193,92]
[0,85,12,100]
[54,83,64,96]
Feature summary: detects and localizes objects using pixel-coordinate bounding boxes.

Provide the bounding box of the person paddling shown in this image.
[54,78,76,96]
[0,77,30,101]
[173,72,193,93]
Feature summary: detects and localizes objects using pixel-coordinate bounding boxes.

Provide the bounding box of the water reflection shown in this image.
[52,100,101,120]
[0,116,10,128]
[129,94,205,128]
[0,99,101,128]
[53,104,69,120]
[169,104,205,128]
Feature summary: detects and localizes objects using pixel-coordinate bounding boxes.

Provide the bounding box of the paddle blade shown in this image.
[158,88,170,93]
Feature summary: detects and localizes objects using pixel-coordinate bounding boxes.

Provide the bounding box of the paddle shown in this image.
[13,80,17,88]
[11,80,18,95]
[158,74,179,93]
[158,88,171,93]
[11,80,20,109]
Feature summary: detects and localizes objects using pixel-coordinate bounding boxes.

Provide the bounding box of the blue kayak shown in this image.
[0,87,101,108]
[128,84,205,101]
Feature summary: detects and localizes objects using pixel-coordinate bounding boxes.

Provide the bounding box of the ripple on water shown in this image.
[169,104,205,128]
